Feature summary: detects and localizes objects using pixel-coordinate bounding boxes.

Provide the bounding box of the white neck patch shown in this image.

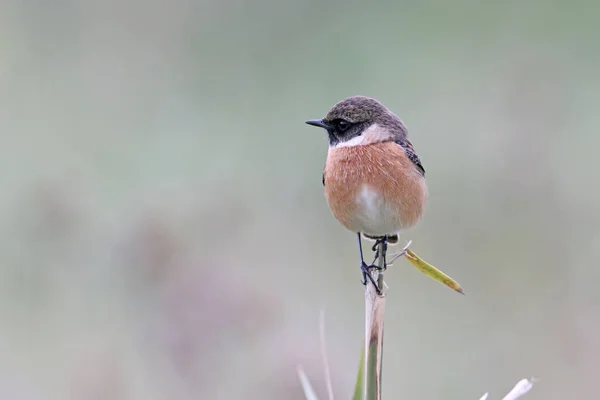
[329,123,383,149]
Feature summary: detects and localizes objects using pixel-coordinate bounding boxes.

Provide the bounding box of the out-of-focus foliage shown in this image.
[1,0,600,398]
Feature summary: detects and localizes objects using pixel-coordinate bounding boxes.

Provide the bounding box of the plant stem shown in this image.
[364,241,386,400]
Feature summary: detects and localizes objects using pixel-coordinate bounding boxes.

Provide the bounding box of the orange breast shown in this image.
[324,141,428,235]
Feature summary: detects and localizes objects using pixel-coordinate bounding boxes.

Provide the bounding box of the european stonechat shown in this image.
[306,96,428,293]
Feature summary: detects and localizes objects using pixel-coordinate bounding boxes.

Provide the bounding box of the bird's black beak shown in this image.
[305,119,331,130]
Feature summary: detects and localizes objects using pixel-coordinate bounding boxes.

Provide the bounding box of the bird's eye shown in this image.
[336,119,351,132]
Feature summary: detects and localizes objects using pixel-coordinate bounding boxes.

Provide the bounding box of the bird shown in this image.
[306,96,428,293]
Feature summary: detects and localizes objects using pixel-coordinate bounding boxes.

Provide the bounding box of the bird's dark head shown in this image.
[306,96,407,147]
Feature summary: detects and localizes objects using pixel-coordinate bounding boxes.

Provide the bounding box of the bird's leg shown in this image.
[370,251,379,266]
[369,237,384,265]
[371,238,383,252]
[358,233,382,295]
[370,236,389,269]
[381,237,389,269]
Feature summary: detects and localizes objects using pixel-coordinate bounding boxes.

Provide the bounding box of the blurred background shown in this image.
[1,0,599,398]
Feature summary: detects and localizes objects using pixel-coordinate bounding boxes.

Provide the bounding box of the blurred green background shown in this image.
[2,0,600,398]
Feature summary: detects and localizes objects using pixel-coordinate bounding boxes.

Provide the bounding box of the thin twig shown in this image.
[319,309,335,400]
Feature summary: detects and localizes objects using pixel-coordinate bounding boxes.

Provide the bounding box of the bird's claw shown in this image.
[361,262,382,295]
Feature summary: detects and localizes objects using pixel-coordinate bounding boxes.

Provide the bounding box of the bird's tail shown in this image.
[362,233,399,244]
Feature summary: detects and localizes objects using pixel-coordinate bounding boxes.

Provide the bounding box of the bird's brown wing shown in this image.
[396,138,425,176]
